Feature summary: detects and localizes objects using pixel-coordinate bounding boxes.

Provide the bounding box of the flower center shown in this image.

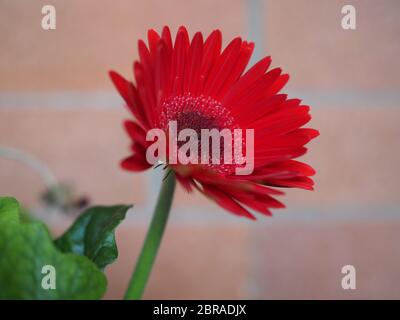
[159,93,241,174]
[159,93,234,130]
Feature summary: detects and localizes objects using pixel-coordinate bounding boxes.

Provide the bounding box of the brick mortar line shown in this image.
[33,205,400,227]
[0,90,399,109]
[246,0,267,300]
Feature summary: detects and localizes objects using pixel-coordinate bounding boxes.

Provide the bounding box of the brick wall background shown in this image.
[1,0,399,299]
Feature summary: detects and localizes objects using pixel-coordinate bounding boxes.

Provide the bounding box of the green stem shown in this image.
[124,171,176,300]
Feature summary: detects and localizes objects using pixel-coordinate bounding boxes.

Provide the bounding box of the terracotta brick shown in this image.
[51,219,400,299]
[290,106,400,207]
[100,224,251,299]
[250,222,400,299]
[174,106,400,209]
[2,105,399,210]
[264,0,400,90]
[0,158,47,207]
[0,108,147,207]
[0,0,247,91]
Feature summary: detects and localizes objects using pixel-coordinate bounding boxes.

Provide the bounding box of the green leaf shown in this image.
[0,197,107,299]
[0,196,19,224]
[55,204,132,270]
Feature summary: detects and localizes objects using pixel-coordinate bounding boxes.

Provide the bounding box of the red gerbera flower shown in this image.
[109,26,319,220]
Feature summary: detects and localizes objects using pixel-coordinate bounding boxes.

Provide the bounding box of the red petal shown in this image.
[297,128,320,139]
[171,26,190,95]
[236,94,287,124]
[155,40,172,105]
[147,29,161,57]
[184,32,204,95]
[266,176,315,190]
[203,37,242,97]
[161,26,173,50]
[253,106,312,136]
[109,71,149,128]
[124,120,148,146]
[134,62,156,125]
[231,68,282,112]
[120,154,152,171]
[202,184,256,220]
[222,56,272,106]
[176,173,194,192]
[109,71,133,106]
[200,30,222,84]
[216,41,254,99]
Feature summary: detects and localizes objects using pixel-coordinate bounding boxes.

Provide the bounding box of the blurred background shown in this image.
[0,0,399,299]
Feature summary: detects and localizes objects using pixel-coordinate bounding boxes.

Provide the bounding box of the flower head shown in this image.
[110,26,319,219]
